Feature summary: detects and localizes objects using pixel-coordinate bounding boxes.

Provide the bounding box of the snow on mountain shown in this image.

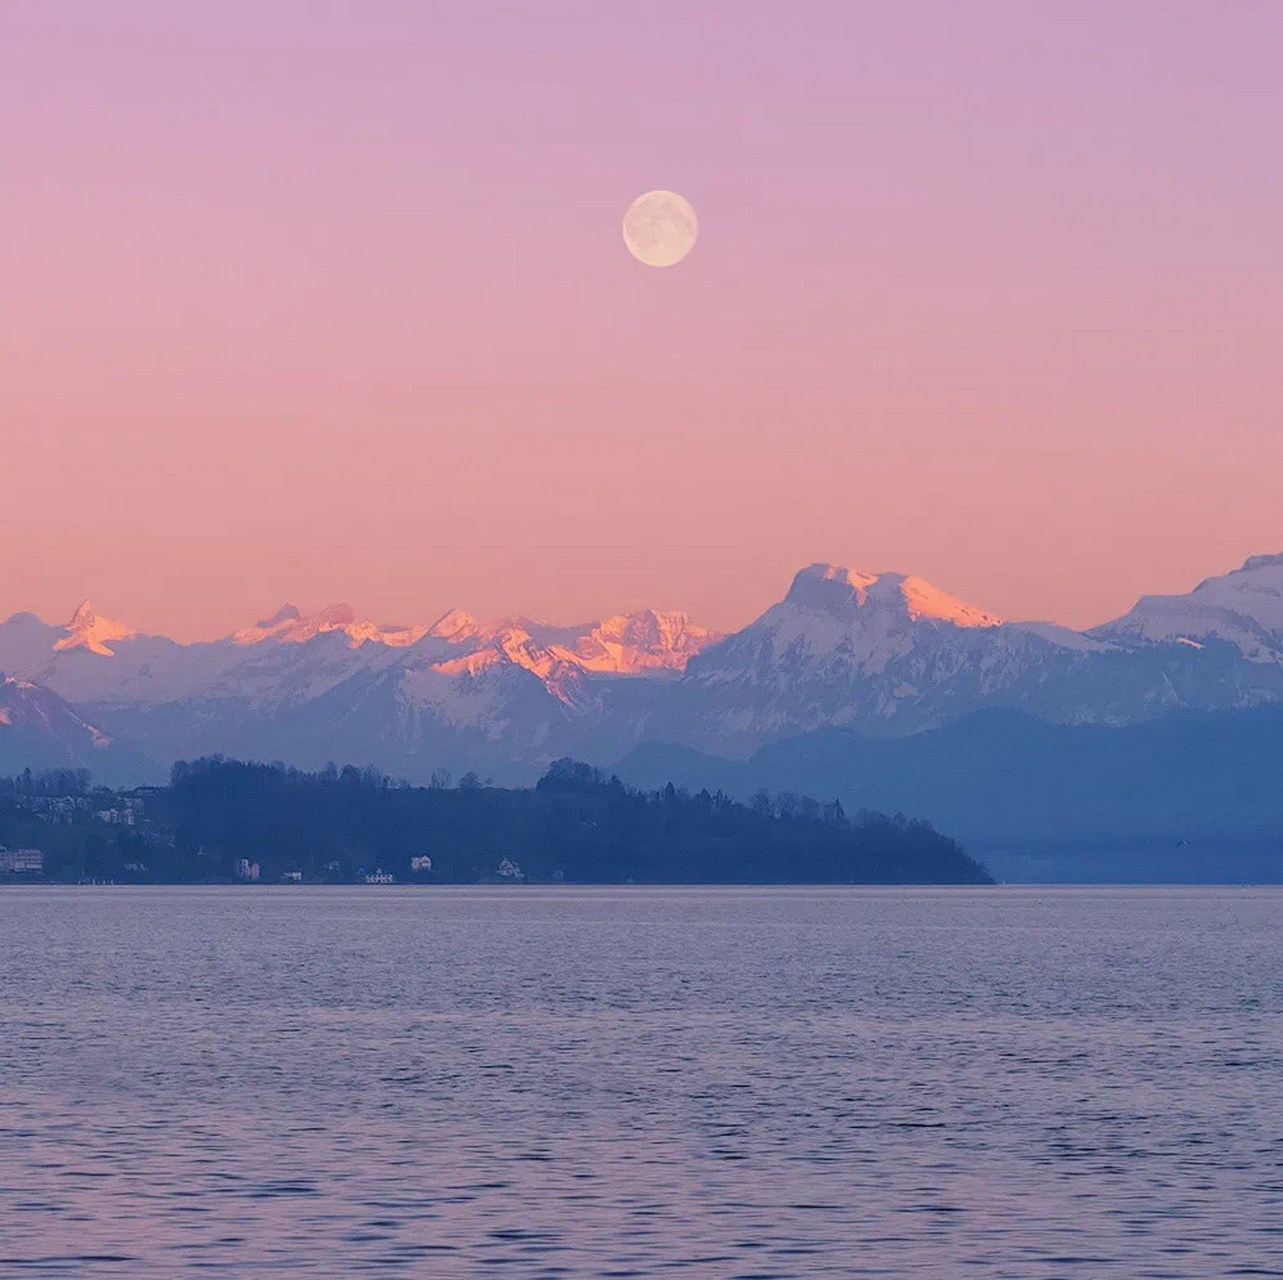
[0,674,135,777]
[1008,621,1114,652]
[0,612,63,677]
[230,604,304,645]
[697,563,1003,680]
[646,559,1283,754]
[233,603,427,649]
[784,564,1002,631]
[4,552,1283,784]
[0,675,110,747]
[656,563,1039,746]
[0,606,203,712]
[1094,553,1283,661]
[401,652,567,738]
[548,610,723,675]
[52,601,137,656]
[172,603,719,769]
[427,609,498,645]
[0,594,723,779]
[418,609,721,704]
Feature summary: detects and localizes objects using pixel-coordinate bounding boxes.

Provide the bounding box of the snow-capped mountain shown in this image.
[0,598,723,781]
[55,600,137,656]
[615,558,1283,755]
[231,603,429,649]
[421,608,720,682]
[0,674,115,775]
[1093,553,1283,662]
[2,552,1282,783]
[641,563,1098,751]
[554,611,721,675]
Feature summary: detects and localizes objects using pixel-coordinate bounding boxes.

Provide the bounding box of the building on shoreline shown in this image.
[0,847,44,874]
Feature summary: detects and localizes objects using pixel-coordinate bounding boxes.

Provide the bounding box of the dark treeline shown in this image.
[1,757,992,885]
[0,767,93,797]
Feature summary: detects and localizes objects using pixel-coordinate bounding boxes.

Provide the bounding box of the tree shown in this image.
[537,759,603,793]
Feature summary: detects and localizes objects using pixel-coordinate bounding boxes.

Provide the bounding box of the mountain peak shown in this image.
[428,609,493,643]
[785,564,1001,628]
[550,609,723,675]
[1101,551,1283,658]
[423,607,723,700]
[786,564,880,608]
[0,673,112,749]
[1238,552,1283,573]
[232,603,426,649]
[232,603,350,646]
[53,601,137,657]
[257,604,302,627]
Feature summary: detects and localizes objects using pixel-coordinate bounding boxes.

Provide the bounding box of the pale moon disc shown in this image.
[622,190,698,267]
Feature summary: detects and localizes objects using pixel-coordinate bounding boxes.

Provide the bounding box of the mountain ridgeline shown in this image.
[0,759,991,885]
[3,552,1283,791]
[2,552,1283,880]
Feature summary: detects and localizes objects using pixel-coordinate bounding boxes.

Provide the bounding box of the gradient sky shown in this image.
[2,1,1281,640]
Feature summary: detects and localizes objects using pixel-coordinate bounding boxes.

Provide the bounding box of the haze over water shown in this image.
[2,885,1280,1278]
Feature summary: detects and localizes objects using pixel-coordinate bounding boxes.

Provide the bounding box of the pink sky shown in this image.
[2,1,1280,641]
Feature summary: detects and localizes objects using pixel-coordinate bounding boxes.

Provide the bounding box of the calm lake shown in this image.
[1,885,1280,1278]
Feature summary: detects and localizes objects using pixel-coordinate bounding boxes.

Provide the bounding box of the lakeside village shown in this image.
[0,777,528,886]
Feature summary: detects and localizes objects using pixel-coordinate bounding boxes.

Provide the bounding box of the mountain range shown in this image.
[2,552,1282,813]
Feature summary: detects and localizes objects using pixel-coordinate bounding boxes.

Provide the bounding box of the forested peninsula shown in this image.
[1,758,991,885]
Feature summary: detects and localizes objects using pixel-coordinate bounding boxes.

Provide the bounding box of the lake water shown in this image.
[1,886,1280,1278]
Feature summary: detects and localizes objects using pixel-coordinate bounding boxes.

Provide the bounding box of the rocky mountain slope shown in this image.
[0,675,117,776]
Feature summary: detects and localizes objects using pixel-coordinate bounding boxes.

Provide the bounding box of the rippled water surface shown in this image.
[1,886,1281,1278]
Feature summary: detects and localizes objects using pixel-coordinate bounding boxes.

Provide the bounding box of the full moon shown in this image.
[622,190,698,267]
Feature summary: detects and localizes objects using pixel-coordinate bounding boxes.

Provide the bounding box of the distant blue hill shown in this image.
[612,706,1283,883]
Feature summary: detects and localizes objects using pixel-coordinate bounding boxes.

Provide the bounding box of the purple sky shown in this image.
[2,1,1281,638]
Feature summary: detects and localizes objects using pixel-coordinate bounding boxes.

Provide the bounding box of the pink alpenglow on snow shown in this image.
[53,603,138,658]
[426,610,723,703]
[232,605,427,650]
